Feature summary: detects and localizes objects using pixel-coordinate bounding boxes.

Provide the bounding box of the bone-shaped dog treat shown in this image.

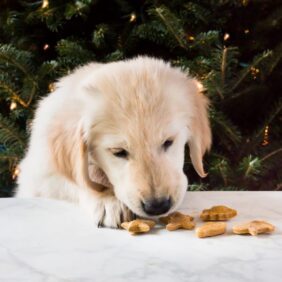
[121,219,156,235]
[196,222,226,238]
[233,220,275,236]
[160,211,195,231]
[200,205,237,221]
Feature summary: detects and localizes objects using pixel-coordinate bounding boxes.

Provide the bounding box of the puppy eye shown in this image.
[112,149,129,159]
[162,139,173,151]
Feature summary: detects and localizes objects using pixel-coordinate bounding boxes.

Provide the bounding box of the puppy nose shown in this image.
[142,197,172,216]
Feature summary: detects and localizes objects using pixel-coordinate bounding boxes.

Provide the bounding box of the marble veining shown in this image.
[0,192,281,282]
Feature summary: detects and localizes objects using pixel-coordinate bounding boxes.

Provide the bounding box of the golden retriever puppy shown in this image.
[16,57,211,228]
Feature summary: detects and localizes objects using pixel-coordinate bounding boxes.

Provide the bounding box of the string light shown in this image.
[224,33,230,41]
[12,166,20,180]
[43,44,49,51]
[188,35,195,41]
[42,0,49,9]
[242,0,249,6]
[262,125,270,146]
[10,101,17,110]
[48,83,56,92]
[250,66,260,79]
[129,13,136,22]
[244,29,250,34]
[195,80,204,93]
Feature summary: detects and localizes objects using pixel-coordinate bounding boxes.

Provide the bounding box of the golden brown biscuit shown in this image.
[200,205,237,221]
[233,220,275,236]
[160,211,195,231]
[121,219,156,235]
[196,222,226,238]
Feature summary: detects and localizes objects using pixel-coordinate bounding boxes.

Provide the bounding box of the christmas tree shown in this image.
[0,0,281,197]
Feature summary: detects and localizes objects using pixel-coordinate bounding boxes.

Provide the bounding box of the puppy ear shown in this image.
[188,80,212,178]
[49,118,107,192]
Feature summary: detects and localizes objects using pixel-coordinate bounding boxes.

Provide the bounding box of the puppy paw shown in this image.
[97,196,136,228]
[80,193,135,228]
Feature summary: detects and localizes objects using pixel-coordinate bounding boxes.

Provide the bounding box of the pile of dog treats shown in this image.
[121,205,275,238]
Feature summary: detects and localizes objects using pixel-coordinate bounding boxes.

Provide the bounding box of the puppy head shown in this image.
[81,57,211,217]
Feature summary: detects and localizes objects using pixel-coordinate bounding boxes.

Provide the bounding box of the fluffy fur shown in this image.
[16,57,211,227]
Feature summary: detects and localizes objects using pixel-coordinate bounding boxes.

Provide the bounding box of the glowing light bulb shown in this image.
[43,44,49,50]
[10,101,17,110]
[42,0,49,8]
[262,125,269,146]
[48,83,55,92]
[12,166,20,180]
[224,33,230,41]
[250,66,260,80]
[130,13,136,22]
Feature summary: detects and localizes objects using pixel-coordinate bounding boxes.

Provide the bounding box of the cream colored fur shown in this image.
[16,57,211,228]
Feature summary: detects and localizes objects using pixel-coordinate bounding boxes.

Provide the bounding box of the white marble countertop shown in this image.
[0,192,281,282]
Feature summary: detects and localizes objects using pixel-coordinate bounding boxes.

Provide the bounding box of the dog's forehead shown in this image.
[101,71,189,118]
[97,117,187,150]
[92,58,191,106]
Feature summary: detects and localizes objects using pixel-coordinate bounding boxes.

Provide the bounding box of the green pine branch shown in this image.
[0,114,26,151]
[191,31,220,51]
[0,44,34,77]
[132,21,176,49]
[238,155,261,180]
[0,44,37,107]
[245,99,282,152]
[188,183,208,191]
[183,2,211,25]
[92,24,110,50]
[210,108,242,147]
[55,39,96,72]
[231,50,272,92]
[149,5,189,50]
[209,156,230,186]
[261,148,282,163]
[0,150,20,170]
[0,72,23,103]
